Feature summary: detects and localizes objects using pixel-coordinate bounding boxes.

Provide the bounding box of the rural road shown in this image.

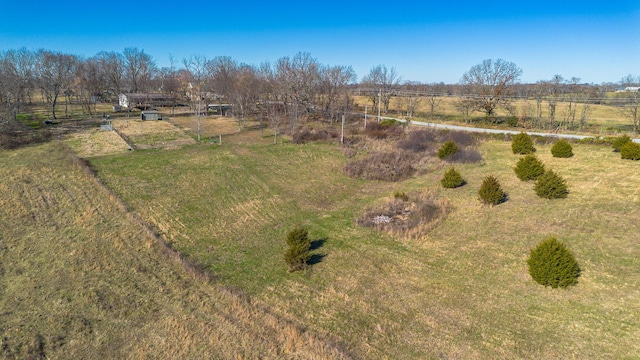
[374,116,640,143]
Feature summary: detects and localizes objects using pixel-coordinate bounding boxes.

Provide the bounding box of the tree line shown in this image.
[0,47,638,132]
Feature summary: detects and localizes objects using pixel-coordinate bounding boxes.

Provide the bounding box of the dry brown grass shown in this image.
[64,127,131,157]
[168,115,278,145]
[112,119,196,149]
[0,141,353,359]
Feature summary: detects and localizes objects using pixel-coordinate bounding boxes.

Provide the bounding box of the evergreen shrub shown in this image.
[620,141,640,160]
[527,237,580,288]
[514,154,545,181]
[612,134,632,152]
[438,140,459,160]
[441,166,465,188]
[284,226,311,272]
[551,139,573,158]
[478,175,506,205]
[393,191,409,201]
[534,170,568,199]
[511,132,535,154]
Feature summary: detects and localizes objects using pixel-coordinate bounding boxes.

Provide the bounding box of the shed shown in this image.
[141,110,162,121]
[207,104,233,116]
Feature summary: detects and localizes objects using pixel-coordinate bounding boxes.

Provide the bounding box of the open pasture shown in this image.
[89,126,640,358]
[0,141,352,359]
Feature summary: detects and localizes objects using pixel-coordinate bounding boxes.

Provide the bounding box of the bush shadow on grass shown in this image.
[308,237,328,266]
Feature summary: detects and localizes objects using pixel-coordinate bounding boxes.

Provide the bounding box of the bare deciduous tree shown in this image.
[123,47,156,93]
[619,75,640,132]
[35,50,78,119]
[319,64,356,122]
[275,52,321,130]
[361,65,401,114]
[0,48,35,119]
[459,58,522,119]
[94,51,125,97]
[183,54,209,141]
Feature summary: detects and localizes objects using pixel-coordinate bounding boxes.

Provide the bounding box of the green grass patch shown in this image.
[89,136,640,359]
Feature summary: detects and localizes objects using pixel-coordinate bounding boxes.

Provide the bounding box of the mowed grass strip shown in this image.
[90,134,640,359]
[0,141,353,359]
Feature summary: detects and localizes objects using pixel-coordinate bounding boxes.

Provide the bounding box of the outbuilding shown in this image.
[141,110,162,121]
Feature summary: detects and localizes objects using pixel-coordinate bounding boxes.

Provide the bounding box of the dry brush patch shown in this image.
[343,151,417,181]
[356,190,450,239]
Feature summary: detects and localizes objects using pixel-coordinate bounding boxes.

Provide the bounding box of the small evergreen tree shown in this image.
[284,226,312,272]
[514,154,545,181]
[393,191,409,201]
[551,139,573,158]
[478,175,506,205]
[511,132,535,154]
[534,170,568,199]
[527,237,580,288]
[437,140,459,160]
[620,141,640,160]
[612,134,632,152]
[441,166,465,188]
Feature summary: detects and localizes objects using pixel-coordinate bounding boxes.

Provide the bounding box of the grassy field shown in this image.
[85,120,640,358]
[354,95,635,134]
[0,141,352,359]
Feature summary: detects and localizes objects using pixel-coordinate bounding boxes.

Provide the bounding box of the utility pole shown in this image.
[341,114,345,145]
[378,89,381,123]
[197,94,201,141]
[364,105,368,129]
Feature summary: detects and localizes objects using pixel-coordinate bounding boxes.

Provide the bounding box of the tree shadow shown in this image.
[310,237,327,251]
[308,253,326,266]
[308,237,328,266]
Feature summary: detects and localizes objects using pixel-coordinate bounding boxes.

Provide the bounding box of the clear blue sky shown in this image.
[1,1,638,84]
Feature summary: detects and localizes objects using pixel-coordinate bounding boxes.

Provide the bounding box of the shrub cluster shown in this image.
[441,166,465,188]
[397,129,437,152]
[534,170,568,199]
[284,226,312,272]
[511,132,535,154]
[292,127,338,144]
[440,131,476,147]
[444,148,483,163]
[527,237,580,288]
[437,140,459,160]
[514,154,545,181]
[343,151,416,182]
[380,119,401,127]
[478,175,506,205]
[397,129,481,163]
[620,141,640,160]
[612,134,632,152]
[551,139,573,158]
[365,121,404,140]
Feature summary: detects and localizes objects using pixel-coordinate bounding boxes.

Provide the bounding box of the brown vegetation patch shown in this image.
[364,121,405,140]
[64,128,131,157]
[112,119,195,149]
[343,151,416,181]
[292,126,339,144]
[357,190,449,239]
[398,128,482,163]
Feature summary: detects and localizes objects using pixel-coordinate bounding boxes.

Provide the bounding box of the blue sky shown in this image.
[1,1,638,84]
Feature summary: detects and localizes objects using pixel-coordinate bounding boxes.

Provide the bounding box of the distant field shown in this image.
[89,124,640,359]
[0,141,352,359]
[354,95,634,134]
